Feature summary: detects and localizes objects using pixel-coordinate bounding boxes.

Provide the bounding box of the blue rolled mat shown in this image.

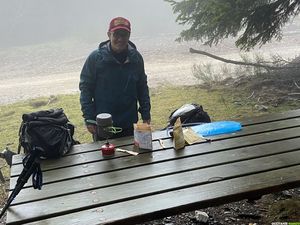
[191,121,242,137]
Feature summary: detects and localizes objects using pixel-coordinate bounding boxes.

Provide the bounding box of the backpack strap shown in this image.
[32,161,43,190]
[17,121,26,154]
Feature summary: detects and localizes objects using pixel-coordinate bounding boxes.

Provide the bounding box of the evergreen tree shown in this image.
[165,0,300,50]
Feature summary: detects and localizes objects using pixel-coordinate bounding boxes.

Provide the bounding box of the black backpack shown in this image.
[0,108,79,218]
[167,103,211,127]
[18,108,78,159]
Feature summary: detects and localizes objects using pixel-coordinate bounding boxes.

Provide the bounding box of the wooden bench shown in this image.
[6,109,300,225]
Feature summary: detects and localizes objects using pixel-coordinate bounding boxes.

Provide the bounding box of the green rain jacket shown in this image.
[79,40,151,129]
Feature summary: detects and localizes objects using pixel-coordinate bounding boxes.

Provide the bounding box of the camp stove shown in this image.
[96,113,116,157]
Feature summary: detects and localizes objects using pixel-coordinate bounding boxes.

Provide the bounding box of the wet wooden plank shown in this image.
[11,137,136,165]
[10,116,300,173]
[240,108,300,126]
[27,165,300,225]
[10,137,300,204]
[9,126,300,188]
[7,163,300,225]
[12,111,300,165]
[6,109,300,225]
[153,109,300,139]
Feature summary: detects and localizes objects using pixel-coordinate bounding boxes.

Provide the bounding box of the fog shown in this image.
[0,0,182,47]
[0,1,300,105]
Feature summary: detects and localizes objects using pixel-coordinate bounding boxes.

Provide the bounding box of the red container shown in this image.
[101,143,115,157]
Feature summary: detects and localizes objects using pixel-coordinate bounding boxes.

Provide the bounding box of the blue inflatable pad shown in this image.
[191,121,242,137]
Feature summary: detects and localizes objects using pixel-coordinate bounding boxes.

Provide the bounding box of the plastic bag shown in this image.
[191,121,242,137]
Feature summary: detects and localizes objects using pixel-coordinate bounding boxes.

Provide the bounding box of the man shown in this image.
[79,17,151,140]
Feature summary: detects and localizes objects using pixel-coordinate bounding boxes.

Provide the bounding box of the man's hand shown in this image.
[86,124,97,134]
[143,119,151,125]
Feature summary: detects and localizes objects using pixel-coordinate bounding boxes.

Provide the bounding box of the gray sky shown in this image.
[0,0,182,47]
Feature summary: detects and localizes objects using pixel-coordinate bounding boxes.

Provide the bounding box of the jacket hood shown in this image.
[98,40,137,50]
[98,40,139,63]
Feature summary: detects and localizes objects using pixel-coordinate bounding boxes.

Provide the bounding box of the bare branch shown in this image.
[189,48,298,70]
[294,80,300,89]
[247,91,255,99]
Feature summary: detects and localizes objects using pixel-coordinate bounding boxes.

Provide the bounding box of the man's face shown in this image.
[108,29,130,53]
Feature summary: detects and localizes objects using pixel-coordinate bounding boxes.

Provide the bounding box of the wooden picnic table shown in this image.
[6,109,300,225]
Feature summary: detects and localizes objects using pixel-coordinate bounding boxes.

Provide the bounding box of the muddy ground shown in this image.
[137,189,300,225]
